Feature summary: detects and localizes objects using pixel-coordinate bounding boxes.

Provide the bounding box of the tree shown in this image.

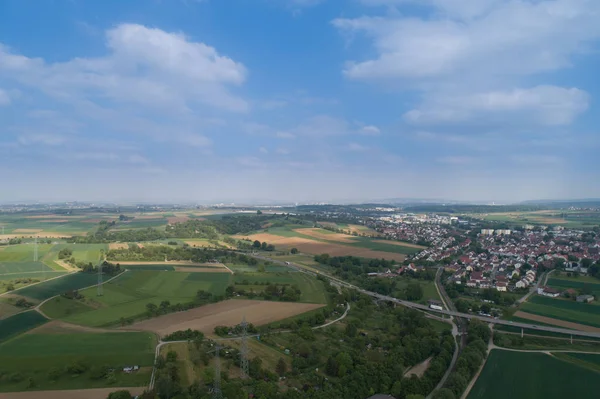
[276,358,287,376]
[253,240,261,249]
[261,242,268,250]
[291,248,298,254]
[225,285,235,298]
[345,322,357,338]
[432,388,457,399]
[405,282,424,301]
[455,299,469,313]
[257,210,263,215]
[146,303,158,315]
[107,390,133,399]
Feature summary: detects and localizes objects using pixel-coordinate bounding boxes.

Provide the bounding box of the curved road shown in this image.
[248,253,600,340]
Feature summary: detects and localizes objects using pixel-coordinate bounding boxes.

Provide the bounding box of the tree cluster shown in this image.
[440,320,490,398]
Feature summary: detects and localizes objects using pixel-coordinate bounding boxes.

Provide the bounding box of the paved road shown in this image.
[427,268,462,399]
[248,253,600,340]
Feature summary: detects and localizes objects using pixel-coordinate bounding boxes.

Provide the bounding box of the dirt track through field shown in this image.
[109,243,129,250]
[514,311,600,333]
[27,320,127,335]
[293,228,356,243]
[174,266,230,273]
[55,259,80,272]
[0,387,145,399]
[372,240,427,249]
[404,356,432,378]
[237,233,406,261]
[123,299,323,337]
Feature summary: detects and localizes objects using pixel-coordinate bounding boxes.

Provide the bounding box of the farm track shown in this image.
[0,387,145,399]
[35,270,129,318]
[149,301,351,389]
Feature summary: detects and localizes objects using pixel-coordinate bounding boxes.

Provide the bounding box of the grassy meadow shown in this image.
[520,295,600,328]
[0,310,48,343]
[0,331,156,391]
[13,272,98,302]
[49,270,231,327]
[467,350,600,399]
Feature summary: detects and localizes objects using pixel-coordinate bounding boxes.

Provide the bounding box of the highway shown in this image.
[249,253,600,340]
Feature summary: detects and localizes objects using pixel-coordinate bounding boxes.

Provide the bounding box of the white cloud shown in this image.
[276,131,296,139]
[259,147,269,154]
[346,142,369,152]
[18,133,65,146]
[0,24,248,113]
[0,88,10,106]
[405,86,589,126]
[128,154,150,164]
[276,148,291,155]
[437,156,475,164]
[361,125,381,135]
[335,1,600,81]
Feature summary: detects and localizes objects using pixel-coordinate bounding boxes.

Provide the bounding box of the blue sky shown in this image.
[1,0,599,203]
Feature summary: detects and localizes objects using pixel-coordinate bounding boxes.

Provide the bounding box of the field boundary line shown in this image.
[35,270,130,318]
[461,326,494,399]
[0,270,67,277]
[149,301,351,390]
[0,271,77,298]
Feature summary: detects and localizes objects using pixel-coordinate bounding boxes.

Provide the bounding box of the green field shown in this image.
[547,276,600,296]
[266,226,422,256]
[46,243,107,264]
[233,271,328,304]
[0,331,156,391]
[119,264,176,271]
[345,237,422,255]
[468,350,600,399]
[13,272,98,301]
[0,311,48,343]
[521,295,600,328]
[40,296,96,319]
[59,270,231,327]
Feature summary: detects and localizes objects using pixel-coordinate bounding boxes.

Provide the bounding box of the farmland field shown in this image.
[235,232,408,261]
[520,295,600,328]
[547,276,600,296]
[58,270,231,327]
[124,299,324,337]
[0,331,156,392]
[467,350,600,399]
[468,210,600,228]
[233,271,328,304]
[0,311,48,343]
[12,272,98,302]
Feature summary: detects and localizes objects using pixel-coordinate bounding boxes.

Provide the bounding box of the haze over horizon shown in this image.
[1,0,599,203]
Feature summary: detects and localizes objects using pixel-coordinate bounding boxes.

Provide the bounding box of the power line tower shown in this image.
[240,316,250,379]
[212,343,223,399]
[97,262,103,296]
[33,236,38,262]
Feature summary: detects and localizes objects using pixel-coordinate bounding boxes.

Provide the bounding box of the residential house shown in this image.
[576,295,594,303]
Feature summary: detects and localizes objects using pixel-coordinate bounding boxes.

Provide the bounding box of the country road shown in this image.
[246,253,600,339]
[149,302,351,389]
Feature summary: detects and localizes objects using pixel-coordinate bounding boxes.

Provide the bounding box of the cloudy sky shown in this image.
[1,0,599,204]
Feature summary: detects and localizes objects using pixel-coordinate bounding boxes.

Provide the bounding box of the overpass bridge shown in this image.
[248,253,600,340]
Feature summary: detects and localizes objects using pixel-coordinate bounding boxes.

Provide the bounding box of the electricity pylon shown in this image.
[240,316,250,379]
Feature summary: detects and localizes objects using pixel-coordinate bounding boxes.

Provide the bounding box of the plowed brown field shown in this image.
[124,299,323,337]
[235,233,406,261]
[293,228,355,243]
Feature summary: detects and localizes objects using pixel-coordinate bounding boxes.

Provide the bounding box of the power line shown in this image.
[212,343,223,399]
[240,316,249,380]
[97,262,103,296]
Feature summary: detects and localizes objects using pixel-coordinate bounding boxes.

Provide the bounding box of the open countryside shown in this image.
[467,350,600,399]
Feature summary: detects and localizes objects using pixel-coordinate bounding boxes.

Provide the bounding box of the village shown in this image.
[365,215,600,303]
